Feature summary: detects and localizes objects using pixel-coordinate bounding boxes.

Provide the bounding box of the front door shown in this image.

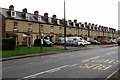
[22,37,27,46]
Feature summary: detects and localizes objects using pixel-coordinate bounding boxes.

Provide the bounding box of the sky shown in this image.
[0,0,119,30]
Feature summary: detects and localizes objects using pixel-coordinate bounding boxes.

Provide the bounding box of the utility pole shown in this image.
[64,0,67,50]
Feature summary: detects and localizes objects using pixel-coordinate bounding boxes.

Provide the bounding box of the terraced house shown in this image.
[0,5,118,46]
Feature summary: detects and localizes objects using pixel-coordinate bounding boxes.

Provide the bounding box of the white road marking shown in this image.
[17,65,69,80]
[2,66,15,70]
[106,69,119,80]
[105,51,116,55]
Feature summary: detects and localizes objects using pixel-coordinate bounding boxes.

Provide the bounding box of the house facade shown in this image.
[0,5,118,46]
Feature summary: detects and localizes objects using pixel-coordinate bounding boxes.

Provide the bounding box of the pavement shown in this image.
[2,45,120,80]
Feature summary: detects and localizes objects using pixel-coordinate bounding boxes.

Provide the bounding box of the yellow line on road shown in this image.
[17,65,69,80]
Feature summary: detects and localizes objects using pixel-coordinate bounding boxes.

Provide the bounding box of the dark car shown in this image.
[34,39,53,47]
[89,40,101,45]
[117,40,120,46]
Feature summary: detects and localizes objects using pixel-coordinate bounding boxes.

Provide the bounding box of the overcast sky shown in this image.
[0,0,119,30]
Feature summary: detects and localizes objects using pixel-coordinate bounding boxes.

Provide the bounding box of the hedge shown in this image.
[2,38,16,50]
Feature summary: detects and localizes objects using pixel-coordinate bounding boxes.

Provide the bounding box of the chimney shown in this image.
[92,23,94,26]
[95,24,97,27]
[52,15,57,19]
[44,13,48,17]
[79,22,82,24]
[74,19,77,23]
[84,22,87,25]
[22,8,27,13]
[68,20,72,23]
[9,5,14,11]
[34,11,39,15]
[88,23,91,26]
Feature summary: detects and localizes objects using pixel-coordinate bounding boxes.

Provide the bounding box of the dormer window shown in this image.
[73,23,76,27]
[38,16,42,21]
[79,24,81,27]
[11,11,16,17]
[67,21,70,26]
[26,13,30,20]
[57,19,60,24]
[48,17,52,23]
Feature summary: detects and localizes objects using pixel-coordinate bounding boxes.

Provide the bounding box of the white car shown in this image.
[84,40,91,45]
[77,40,86,46]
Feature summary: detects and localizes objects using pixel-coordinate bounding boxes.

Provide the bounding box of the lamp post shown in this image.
[64,0,67,50]
[39,24,43,52]
[41,33,43,51]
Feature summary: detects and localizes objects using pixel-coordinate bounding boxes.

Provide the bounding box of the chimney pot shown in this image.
[9,5,14,11]
[74,19,77,23]
[44,13,48,17]
[34,11,39,15]
[22,8,27,13]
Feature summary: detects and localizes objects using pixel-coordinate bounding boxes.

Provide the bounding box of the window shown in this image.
[26,14,30,20]
[59,27,62,33]
[11,11,16,17]
[13,22,18,30]
[69,28,72,34]
[73,23,76,27]
[57,19,60,24]
[40,25,44,33]
[38,16,42,21]
[48,17,52,23]
[75,29,78,34]
[28,24,32,31]
[67,21,70,26]
[50,26,54,33]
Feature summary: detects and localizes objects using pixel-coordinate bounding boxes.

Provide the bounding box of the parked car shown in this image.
[77,40,86,46]
[109,40,117,44]
[34,39,53,47]
[89,40,101,45]
[100,40,111,44]
[117,39,120,46]
[55,39,64,45]
[65,40,78,46]
[84,40,91,45]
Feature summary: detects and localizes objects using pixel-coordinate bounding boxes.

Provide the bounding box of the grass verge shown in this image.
[2,47,63,58]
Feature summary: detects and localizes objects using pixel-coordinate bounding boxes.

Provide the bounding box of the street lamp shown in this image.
[64,0,67,50]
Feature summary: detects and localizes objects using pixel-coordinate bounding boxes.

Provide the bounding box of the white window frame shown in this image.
[48,17,52,23]
[13,22,18,30]
[59,27,62,33]
[40,25,44,33]
[50,26,54,33]
[26,13,30,20]
[11,11,16,17]
[67,21,70,26]
[28,24,32,31]
[38,16,42,21]
[75,29,77,34]
[57,19,60,24]
[69,28,72,34]
[73,22,76,27]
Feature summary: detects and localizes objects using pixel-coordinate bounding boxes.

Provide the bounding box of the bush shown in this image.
[2,38,16,50]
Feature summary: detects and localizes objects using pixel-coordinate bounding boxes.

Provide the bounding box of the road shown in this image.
[2,46,119,80]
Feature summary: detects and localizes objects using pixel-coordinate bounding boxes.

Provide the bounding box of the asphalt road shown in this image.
[2,46,119,80]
